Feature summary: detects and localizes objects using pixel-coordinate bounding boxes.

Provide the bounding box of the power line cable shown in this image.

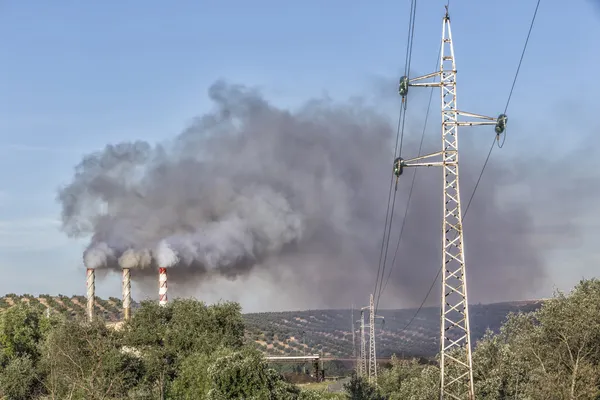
[498,0,541,149]
[379,46,440,302]
[372,0,418,302]
[374,0,417,307]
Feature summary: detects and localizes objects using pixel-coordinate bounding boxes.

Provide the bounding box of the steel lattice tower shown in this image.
[359,310,367,377]
[368,294,376,383]
[359,294,384,384]
[351,305,356,359]
[395,6,507,400]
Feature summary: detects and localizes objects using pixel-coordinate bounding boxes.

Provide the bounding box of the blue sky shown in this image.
[0,0,598,311]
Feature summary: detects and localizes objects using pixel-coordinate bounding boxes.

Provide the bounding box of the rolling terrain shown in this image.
[0,294,542,358]
[243,300,543,358]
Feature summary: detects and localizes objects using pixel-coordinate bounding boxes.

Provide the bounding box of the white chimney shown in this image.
[122,268,131,320]
[86,268,95,322]
[158,267,167,306]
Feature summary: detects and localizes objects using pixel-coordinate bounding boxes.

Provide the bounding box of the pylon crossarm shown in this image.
[404,151,443,163]
[456,110,496,121]
[410,81,442,88]
[454,110,508,134]
[456,121,496,127]
[410,71,441,82]
[404,161,444,168]
[394,152,444,176]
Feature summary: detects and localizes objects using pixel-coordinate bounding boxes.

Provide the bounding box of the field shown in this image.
[0,294,542,358]
[0,293,125,320]
[243,300,543,358]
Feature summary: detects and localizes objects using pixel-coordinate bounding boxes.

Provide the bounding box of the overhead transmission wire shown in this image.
[372,0,418,310]
[378,45,441,304]
[377,0,542,331]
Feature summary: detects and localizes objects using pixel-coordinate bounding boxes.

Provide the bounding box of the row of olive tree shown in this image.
[0,298,345,399]
[351,278,600,400]
[4,278,597,399]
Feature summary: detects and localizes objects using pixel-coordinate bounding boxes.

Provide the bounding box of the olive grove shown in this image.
[0,278,599,399]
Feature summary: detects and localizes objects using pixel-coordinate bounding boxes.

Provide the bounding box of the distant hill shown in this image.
[0,294,542,358]
[0,293,129,321]
[243,300,544,358]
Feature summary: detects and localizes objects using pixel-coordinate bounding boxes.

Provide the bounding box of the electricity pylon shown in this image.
[357,310,367,377]
[351,304,356,359]
[394,6,507,400]
[361,294,384,384]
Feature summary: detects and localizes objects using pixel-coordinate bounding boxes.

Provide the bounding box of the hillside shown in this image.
[243,300,544,358]
[0,293,127,320]
[0,294,542,358]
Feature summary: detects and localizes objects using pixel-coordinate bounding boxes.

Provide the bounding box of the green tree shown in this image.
[169,347,232,399]
[343,373,384,400]
[378,356,438,400]
[0,355,39,400]
[298,390,343,400]
[0,303,50,363]
[471,278,600,399]
[123,299,246,399]
[40,319,142,399]
[206,347,300,399]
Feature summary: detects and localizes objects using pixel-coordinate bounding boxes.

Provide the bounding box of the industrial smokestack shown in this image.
[159,267,167,306]
[122,268,131,320]
[86,268,95,322]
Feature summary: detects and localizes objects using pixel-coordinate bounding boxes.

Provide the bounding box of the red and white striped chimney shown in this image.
[86,268,95,322]
[158,267,168,306]
[122,268,131,320]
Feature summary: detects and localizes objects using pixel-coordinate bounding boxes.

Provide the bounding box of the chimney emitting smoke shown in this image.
[60,81,597,310]
[159,267,167,306]
[122,268,131,320]
[86,268,95,322]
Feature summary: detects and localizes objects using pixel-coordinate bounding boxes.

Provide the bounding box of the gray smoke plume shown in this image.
[118,248,152,270]
[58,80,596,308]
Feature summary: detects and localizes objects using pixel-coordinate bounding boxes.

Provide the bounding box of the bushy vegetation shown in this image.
[345,279,600,400]
[0,294,541,359]
[244,300,542,358]
[0,298,343,399]
[0,279,597,398]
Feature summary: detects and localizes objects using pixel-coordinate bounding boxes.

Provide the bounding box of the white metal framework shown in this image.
[352,305,356,359]
[359,294,384,384]
[358,310,367,377]
[395,7,506,400]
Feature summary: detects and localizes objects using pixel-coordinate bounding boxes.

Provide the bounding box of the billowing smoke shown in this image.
[58,80,596,309]
[118,249,152,270]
